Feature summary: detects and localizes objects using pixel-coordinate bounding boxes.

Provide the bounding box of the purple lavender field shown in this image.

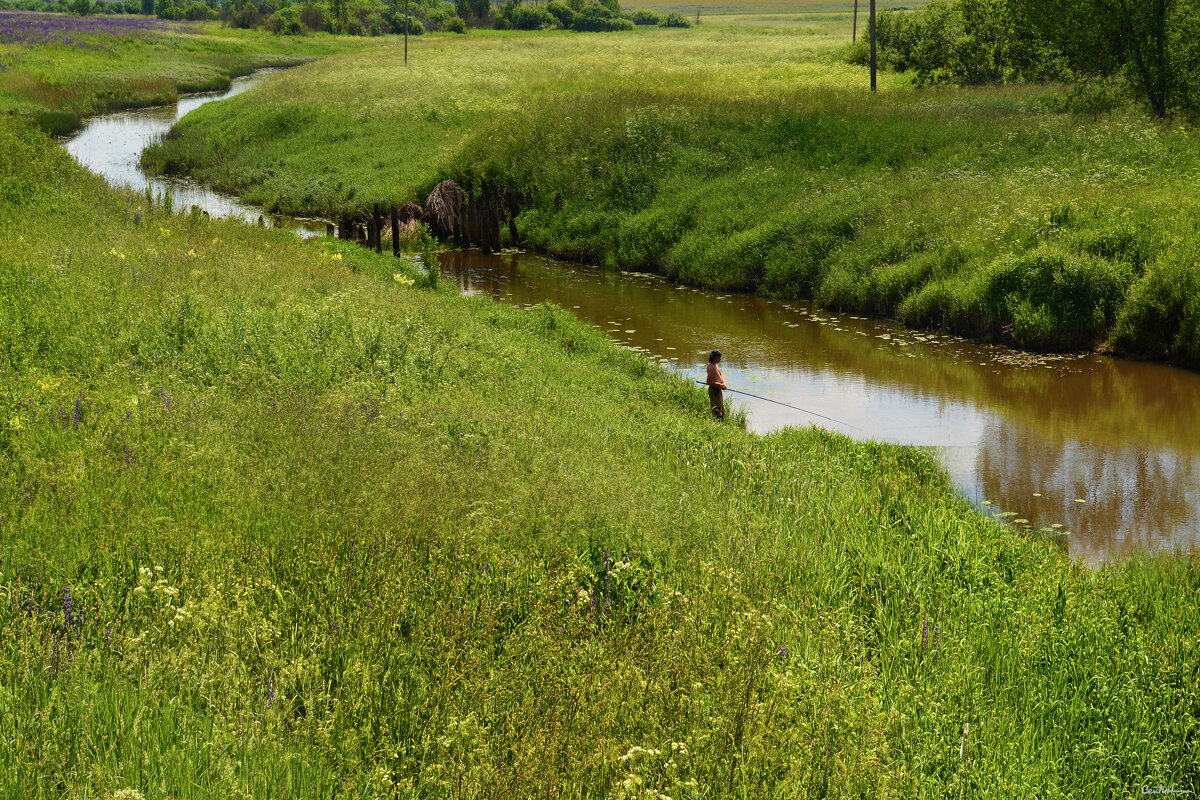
[0,9,196,47]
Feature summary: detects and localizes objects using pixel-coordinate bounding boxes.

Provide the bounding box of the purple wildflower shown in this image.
[134,212,141,226]
[778,644,788,664]
[268,679,274,708]
[73,396,81,430]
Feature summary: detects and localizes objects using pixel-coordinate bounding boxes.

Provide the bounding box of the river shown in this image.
[62,72,1200,563]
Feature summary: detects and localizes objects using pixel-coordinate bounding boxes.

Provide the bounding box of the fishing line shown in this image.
[696,381,861,430]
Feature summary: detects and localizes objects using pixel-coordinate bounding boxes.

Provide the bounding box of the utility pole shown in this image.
[853,0,857,42]
[868,0,878,92]
[404,0,409,66]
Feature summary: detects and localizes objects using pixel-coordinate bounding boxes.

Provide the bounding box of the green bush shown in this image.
[572,1,630,31]
[977,245,1134,351]
[267,5,305,33]
[546,0,573,27]
[657,11,690,27]
[445,13,466,31]
[503,2,552,30]
[627,8,658,24]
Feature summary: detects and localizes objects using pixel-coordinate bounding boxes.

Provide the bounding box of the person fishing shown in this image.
[706,349,728,420]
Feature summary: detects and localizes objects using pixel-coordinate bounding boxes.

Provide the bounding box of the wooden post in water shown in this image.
[869,0,876,92]
[479,182,493,254]
[373,204,383,252]
[468,191,477,248]
[487,184,501,252]
[390,205,401,257]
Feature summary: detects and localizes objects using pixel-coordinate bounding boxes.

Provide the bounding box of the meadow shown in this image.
[0,10,362,132]
[144,9,1200,365]
[1,12,1199,799]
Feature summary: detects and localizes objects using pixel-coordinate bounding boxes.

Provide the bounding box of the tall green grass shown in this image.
[0,19,365,132]
[3,95,1200,796]
[144,21,1200,365]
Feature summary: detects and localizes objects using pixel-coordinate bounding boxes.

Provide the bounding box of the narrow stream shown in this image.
[62,73,1200,563]
[63,72,327,236]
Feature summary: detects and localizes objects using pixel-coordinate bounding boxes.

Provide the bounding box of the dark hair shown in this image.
[709,349,722,363]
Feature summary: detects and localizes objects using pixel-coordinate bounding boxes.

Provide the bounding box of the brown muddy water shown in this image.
[442,249,1200,564]
[61,74,1200,563]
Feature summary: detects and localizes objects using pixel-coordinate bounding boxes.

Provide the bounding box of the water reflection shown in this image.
[443,249,1200,563]
[62,72,327,236]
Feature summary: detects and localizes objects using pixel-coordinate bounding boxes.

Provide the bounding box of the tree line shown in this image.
[851,0,1200,117]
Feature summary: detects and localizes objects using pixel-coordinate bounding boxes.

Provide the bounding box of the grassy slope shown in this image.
[3,81,1200,799]
[0,16,363,132]
[144,18,1200,366]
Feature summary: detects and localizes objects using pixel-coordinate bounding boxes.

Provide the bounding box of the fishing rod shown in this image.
[696,381,860,430]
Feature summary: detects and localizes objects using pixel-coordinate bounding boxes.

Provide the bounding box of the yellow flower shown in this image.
[8,416,20,430]
[331,253,343,261]
[393,273,415,286]
[187,249,197,257]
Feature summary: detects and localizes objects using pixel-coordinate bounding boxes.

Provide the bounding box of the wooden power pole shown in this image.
[853,0,858,42]
[869,0,876,92]
[404,0,409,65]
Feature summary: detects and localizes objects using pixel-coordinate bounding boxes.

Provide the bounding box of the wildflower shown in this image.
[331,253,343,261]
[778,643,788,664]
[133,212,141,226]
[186,249,196,257]
[268,679,274,708]
[8,416,20,430]
[114,790,145,800]
[393,273,414,286]
[159,227,170,237]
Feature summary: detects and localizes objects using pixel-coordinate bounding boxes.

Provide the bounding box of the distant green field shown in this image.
[0,14,362,132]
[622,0,922,17]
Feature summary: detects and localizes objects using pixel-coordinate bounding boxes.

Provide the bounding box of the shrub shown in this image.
[183,0,213,19]
[572,1,630,31]
[657,11,689,27]
[267,3,304,31]
[445,13,465,31]
[156,1,183,19]
[627,8,658,24]
[977,245,1134,351]
[546,0,573,27]
[298,1,324,29]
[506,3,551,30]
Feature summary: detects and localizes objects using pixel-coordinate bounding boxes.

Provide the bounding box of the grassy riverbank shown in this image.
[0,12,365,133]
[5,78,1200,798]
[143,13,1200,366]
